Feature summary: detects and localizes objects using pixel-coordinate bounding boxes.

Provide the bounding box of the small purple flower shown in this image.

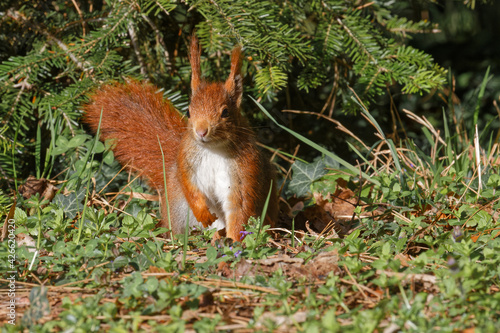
[447,256,459,273]
[234,250,242,258]
[452,226,463,242]
[239,230,253,241]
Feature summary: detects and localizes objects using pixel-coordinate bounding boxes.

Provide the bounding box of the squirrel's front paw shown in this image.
[196,209,217,227]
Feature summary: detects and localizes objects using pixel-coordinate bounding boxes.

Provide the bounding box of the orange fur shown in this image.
[83,36,277,241]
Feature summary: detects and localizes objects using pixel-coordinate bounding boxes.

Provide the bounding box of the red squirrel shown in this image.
[83,36,278,241]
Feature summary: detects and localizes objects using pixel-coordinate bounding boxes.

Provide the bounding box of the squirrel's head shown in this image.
[187,36,247,147]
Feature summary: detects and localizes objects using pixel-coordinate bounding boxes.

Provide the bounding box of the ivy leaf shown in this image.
[53,188,86,220]
[288,159,327,197]
[21,286,51,327]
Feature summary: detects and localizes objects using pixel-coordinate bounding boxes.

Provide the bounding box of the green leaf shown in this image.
[53,188,86,220]
[67,134,90,148]
[289,159,327,197]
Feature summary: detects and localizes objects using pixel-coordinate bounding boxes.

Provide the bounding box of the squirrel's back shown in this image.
[83,81,186,189]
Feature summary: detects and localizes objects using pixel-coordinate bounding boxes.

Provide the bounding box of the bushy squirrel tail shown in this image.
[83,81,186,189]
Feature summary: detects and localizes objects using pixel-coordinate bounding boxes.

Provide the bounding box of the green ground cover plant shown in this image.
[1,0,499,331]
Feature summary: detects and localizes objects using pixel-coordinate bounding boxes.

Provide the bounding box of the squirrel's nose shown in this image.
[194,122,210,138]
[197,127,208,138]
[193,119,210,140]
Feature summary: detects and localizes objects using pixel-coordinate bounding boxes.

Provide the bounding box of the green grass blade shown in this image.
[346,141,376,172]
[35,125,41,179]
[358,106,402,175]
[157,135,174,247]
[76,109,103,245]
[351,98,403,176]
[183,210,189,270]
[257,179,273,239]
[473,66,490,128]
[251,97,380,186]
[386,138,403,175]
[442,108,450,140]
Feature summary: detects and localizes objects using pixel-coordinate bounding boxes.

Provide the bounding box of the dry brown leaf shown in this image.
[305,249,341,278]
[314,189,357,220]
[394,253,410,267]
[19,176,58,203]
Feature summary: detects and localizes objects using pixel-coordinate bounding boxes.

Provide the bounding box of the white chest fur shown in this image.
[191,148,233,229]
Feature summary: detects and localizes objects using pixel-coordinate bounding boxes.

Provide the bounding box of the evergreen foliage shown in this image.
[0,0,446,188]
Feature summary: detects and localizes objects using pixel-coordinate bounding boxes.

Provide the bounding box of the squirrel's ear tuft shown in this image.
[190,35,202,93]
[225,45,243,107]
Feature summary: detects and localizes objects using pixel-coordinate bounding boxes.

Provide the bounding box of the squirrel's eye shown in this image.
[221,108,229,118]
[186,110,190,118]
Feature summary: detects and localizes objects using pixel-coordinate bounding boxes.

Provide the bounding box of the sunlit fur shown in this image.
[84,36,278,241]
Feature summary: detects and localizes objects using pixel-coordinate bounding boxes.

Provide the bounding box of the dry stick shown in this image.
[60,110,77,137]
[0,279,39,287]
[355,1,375,10]
[372,138,394,174]
[328,62,340,118]
[98,163,129,195]
[140,14,171,66]
[108,171,143,203]
[487,143,499,166]
[318,61,338,117]
[349,160,364,225]
[403,109,446,146]
[494,99,500,144]
[29,272,43,285]
[462,196,500,228]
[127,21,147,76]
[3,77,30,126]
[257,142,295,166]
[94,315,171,321]
[339,278,381,298]
[70,0,87,36]
[474,124,482,197]
[432,129,440,164]
[279,144,301,196]
[387,86,399,141]
[319,83,335,117]
[94,198,132,217]
[456,166,479,220]
[0,278,95,288]
[343,264,370,301]
[386,86,409,141]
[189,277,280,295]
[376,270,437,285]
[282,109,371,151]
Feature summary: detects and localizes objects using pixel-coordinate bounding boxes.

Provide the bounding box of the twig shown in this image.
[70,0,87,35]
[140,13,171,65]
[343,264,370,301]
[128,20,147,75]
[282,109,370,151]
[376,270,437,285]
